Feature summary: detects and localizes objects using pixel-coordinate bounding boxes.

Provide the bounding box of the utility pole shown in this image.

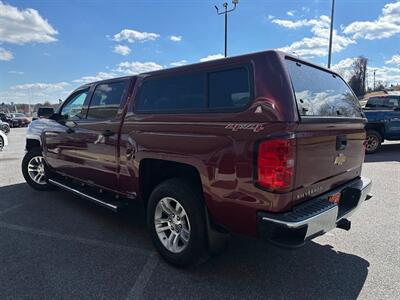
[215,0,239,57]
[327,0,335,68]
[373,70,376,91]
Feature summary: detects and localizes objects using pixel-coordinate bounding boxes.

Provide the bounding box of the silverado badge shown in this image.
[334,153,347,166]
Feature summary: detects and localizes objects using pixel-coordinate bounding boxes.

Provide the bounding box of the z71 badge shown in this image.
[225,123,265,133]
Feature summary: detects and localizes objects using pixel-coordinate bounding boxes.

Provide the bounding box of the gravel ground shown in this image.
[0,128,399,299]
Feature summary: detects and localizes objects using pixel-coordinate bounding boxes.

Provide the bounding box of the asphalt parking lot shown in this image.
[0,128,399,299]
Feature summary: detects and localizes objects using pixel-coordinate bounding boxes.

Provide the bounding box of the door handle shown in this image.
[102,130,114,137]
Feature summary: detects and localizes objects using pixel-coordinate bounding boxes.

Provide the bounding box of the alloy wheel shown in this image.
[154,197,191,253]
[27,156,47,185]
[366,135,379,152]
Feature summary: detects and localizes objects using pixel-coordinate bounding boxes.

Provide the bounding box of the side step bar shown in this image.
[48,178,128,212]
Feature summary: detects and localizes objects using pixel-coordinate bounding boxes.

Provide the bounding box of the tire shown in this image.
[147,178,208,267]
[22,147,52,191]
[366,130,382,154]
[0,136,3,151]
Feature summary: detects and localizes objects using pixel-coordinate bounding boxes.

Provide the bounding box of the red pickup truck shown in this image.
[23,50,372,266]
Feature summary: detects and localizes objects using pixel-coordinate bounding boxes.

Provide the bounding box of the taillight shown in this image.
[256,138,295,192]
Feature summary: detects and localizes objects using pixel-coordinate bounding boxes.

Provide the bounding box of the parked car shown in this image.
[0,112,13,127]
[22,50,372,266]
[10,113,30,127]
[0,119,10,134]
[32,107,56,121]
[364,95,400,153]
[364,95,400,110]
[0,129,8,151]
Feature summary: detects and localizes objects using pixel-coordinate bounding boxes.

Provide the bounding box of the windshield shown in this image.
[286,59,363,118]
[366,97,399,108]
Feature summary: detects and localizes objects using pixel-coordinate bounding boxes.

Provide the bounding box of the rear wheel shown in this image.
[366,130,382,154]
[147,178,208,267]
[22,147,52,191]
[0,136,4,151]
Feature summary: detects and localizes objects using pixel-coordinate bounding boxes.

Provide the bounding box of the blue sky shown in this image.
[0,0,399,104]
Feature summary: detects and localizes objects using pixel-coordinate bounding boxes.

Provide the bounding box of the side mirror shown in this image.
[65,120,77,129]
[37,107,55,118]
[65,120,77,133]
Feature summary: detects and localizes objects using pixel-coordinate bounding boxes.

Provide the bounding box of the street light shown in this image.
[327,0,335,68]
[215,0,239,57]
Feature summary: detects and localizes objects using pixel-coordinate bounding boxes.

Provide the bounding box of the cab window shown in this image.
[61,89,89,120]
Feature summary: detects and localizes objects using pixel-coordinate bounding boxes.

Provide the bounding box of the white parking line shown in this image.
[126,252,159,300]
[0,220,150,255]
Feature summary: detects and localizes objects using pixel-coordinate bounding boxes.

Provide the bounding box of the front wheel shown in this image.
[22,148,52,191]
[147,178,208,267]
[366,130,382,154]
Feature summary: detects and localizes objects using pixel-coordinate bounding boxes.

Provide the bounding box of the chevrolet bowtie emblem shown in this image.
[334,153,347,166]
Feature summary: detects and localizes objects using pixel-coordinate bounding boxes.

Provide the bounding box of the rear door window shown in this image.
[208,67,250,109]
[286,59,363,118]
[87,80,130,120]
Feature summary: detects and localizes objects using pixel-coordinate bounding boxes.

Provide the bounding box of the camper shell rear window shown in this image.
[286,59,363,118]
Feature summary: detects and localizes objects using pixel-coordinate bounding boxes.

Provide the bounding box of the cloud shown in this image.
[331,57,400,86]
[113,44,131,56]
[287,10,295,17]
[10,82,69,91]
[273,15,355,58]
[115,61,163,74]
[169,35,182,42]
[368,66,400,86]
[385,54,400,65]
[8,70,24,75]
[267,15,275,20]
[0,47,13,61]
[113,29,160,43]
[272,19,308,29]
[199,54,224,62]
[0,1,58,45]
[1,81,71,104]
[331,57,357,80]
[343,1,400,40]
[170,60,187,67]
[73,72,116,84]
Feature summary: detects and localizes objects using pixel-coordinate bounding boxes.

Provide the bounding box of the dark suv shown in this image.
[22,50,372,266]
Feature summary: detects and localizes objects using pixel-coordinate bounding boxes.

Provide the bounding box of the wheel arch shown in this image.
[138,158,204,208]
[365,123,385,141]
[26,138,41,152]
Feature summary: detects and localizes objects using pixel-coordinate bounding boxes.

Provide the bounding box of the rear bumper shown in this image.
[257,177,372,248]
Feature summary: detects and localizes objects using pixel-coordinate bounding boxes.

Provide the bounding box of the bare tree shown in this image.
[348,56,368,97]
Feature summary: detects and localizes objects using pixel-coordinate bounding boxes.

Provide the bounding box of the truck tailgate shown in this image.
[293,122,366,205]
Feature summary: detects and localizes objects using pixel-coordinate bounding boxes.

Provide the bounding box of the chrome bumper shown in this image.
[258,177,372,248]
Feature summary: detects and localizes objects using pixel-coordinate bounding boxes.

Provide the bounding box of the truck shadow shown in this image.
[180,237,369,299]
[0,183,369,299]
[364,142,400,163]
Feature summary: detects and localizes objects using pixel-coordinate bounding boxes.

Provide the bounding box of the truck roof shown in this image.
[79,49,341,88]
[142,49,341,78]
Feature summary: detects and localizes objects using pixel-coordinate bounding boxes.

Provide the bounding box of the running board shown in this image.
[48,178,128,212]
